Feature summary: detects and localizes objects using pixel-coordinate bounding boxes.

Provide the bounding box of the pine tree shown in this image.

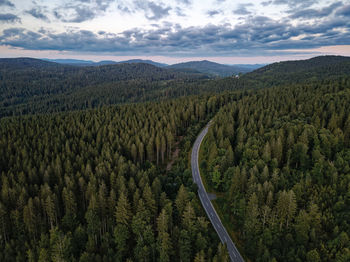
[157,209,171,262]
[244,193,259,235]
[23,198,37,240]
[115,192,131,226]
[143,184,157,217]
[194,250,206,262]
[114,224,129,261]
[175,185,189,217]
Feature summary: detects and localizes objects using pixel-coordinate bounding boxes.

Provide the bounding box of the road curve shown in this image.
[191,121,244,262]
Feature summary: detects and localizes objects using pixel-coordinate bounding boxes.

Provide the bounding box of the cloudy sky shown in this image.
[0,0,349,64]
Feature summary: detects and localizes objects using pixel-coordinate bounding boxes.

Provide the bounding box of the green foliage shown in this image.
[243,55,350,89]
[0,58,210,117]
[201,76,350,261]
[2,56,350,261]
[0,95,229,261]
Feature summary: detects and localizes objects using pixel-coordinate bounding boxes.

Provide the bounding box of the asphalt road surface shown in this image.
[191,121,244,262]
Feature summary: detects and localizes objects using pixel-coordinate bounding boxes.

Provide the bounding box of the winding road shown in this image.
[191,121,244,262]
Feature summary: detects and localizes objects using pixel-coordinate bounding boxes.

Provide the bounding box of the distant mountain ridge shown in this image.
[0,57,209,117]
[167,60,258,76]
[0,55,349,118]
[0,57,204,84]
[43,58,96,65]
[1,57,63,69]
[228,64,267,70]
[39,58,266,76]
[44,58,168,67]
[116,59,168,67]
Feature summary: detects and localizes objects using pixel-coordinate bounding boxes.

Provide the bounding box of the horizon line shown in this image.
[1,54,349,66]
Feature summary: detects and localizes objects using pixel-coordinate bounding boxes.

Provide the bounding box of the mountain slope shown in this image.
[117,59,168,67]
[45,58,119,66]
[201,73,350,262]
[167,60,253,76]
[44,58,167,67]
[254,55,350,74]
[2,56,350,118]
[243,55,350,87]
[230,64,266,71]
[0,58,208,117]
[1,57,64,69]
[43,58,98,66]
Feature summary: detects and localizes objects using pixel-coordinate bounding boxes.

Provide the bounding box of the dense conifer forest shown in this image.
[1,56,350,119]
[0,56,349,261]
[0,58,208,117]
[241,56,350,89]
[201,76,350,261]
[0,95,241,261]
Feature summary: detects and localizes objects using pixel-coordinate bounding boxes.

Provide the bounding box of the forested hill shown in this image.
[44,58,168,67]
[2,56,350,118]
[1,55,349,261]
[0,57,198,81]
[255,55,350,74]
[242,55,350,87]
[0,58,208,118]
[167,60,253,77]
[117,59,168,67]
[201,76,350,261]
[0,57,64,69]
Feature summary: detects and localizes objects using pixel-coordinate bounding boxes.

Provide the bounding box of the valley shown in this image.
[0,55,349,262]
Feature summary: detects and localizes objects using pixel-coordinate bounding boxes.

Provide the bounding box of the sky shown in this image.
[0,0,349,64]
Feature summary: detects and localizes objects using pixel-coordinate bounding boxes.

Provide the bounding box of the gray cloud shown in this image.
[0,28,130,52]
[54,5,96,23]
[263,0,315,8]
[73,0,114,11]
[117,4,132,13]
[1,14,349,56]
[207,10,221,17]
[0,0,14,7]
[261,1,272,6]
[54,0,114,23]
[289,2,343,19]
[118,1,172,20]
[147,1,171,20]
[26,7,49,22]
[336,4,350,17]
[95,0,115,11]
[233,4,253,15]
[134,1,171,20]
[176,0,191,5]
[175,7,186,16]
[0,13,20,23]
